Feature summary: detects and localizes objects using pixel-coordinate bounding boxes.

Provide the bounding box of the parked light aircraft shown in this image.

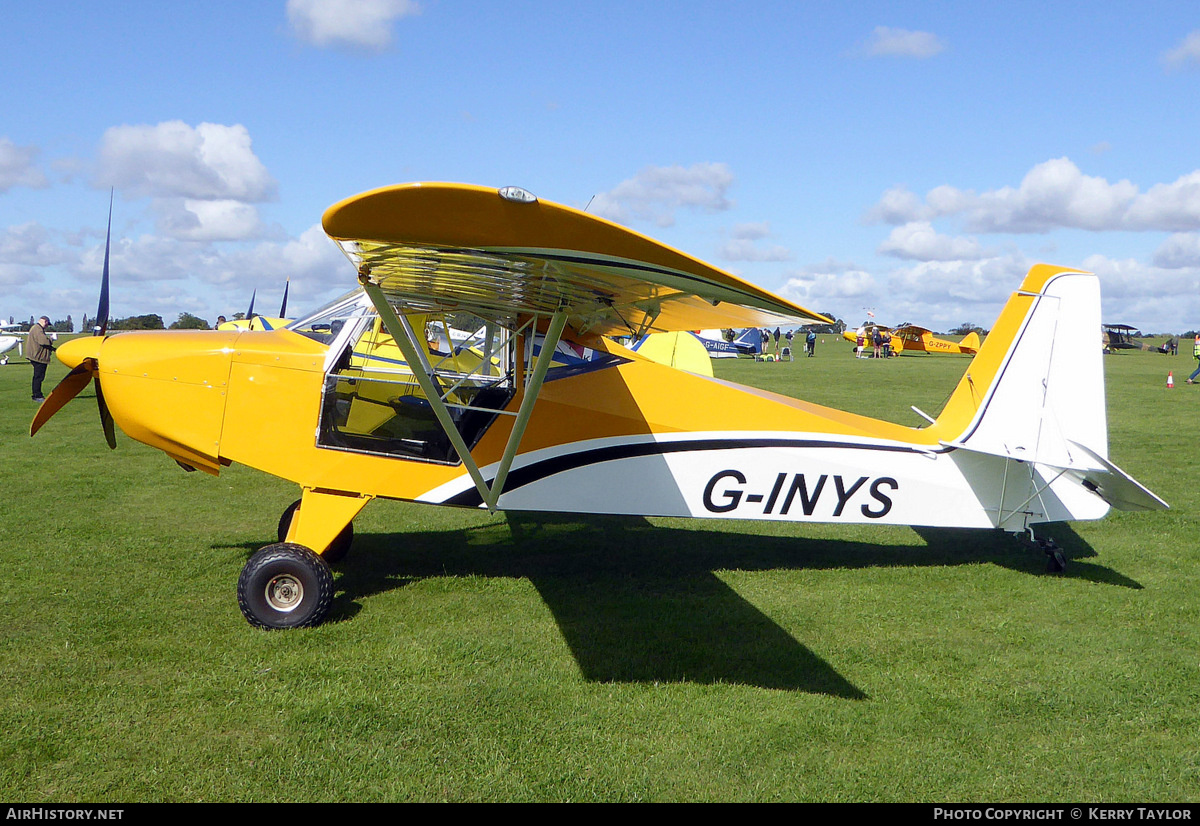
[694,327,763,358]
[0,335,22,365]
[32,182,1166,630]
[844,323,980,355]
[218,283,292,331]
[1,317,26,364]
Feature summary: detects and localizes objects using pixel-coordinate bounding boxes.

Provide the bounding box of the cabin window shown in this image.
[286,289,372,346]
[316,310,517,464]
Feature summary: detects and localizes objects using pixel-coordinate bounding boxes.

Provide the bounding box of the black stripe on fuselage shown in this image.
[442,436,948,507]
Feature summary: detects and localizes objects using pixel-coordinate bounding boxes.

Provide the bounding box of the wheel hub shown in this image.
[265,574,303,612]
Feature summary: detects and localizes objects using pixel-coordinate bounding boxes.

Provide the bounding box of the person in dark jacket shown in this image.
[27,316,54,402]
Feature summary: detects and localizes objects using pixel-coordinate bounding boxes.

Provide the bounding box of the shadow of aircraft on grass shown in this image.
[228,511,1137,697]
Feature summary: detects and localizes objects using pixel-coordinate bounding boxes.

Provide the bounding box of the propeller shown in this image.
[246,288,256,321]
[94,190,111,336]
[279,279,289,318]
[30,194,117,448]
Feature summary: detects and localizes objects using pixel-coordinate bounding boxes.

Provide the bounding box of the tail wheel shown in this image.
[277,498,354,564]
[237,543,334,630]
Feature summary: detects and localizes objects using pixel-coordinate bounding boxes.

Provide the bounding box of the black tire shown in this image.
[237,543,334,630]
[277,498,354,564]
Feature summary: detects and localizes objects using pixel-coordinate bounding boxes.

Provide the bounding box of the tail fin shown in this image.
[959,330,980,353]
[932,265,1166,529]
[733,327,763,354]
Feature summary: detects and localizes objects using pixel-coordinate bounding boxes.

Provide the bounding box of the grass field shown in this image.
[1,335,1197,802]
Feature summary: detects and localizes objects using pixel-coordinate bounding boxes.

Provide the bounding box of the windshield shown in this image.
[286,289,374,345]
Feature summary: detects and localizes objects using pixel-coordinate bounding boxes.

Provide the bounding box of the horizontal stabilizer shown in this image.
[1065,441,1169,512]
[941,438,1168,514]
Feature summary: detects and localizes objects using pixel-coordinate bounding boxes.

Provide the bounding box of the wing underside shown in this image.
[323,183,830,337]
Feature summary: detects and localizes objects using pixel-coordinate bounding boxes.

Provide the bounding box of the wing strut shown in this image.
[488,309,567,511]
[359,274,568,513]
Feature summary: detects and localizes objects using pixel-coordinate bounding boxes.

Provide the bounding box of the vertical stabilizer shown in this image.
[933,266,1165,528]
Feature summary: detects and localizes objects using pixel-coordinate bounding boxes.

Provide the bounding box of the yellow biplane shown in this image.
[32,183,1166,630]
[844,323,980,356]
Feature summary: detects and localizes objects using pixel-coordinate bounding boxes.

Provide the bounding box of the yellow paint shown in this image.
[631,331,714,376]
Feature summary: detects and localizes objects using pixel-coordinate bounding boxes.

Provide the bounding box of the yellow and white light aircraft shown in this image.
[32,182,1166,630]
[844,323,980,355]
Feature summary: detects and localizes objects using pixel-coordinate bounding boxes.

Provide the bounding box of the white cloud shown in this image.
[858,27,945,59]
[1163,30,1200,72]
[589,163,735,227]
[0,222,75,267]
[0,138,49,192]
[1125,171,1200,231]
[0,263,38,289]
[287,0,420,52]
[878,222,987,261]
[779,259,878,309]
[866,158,1200,234]
[718,222,791,262]
[1080,254,1200,329]
[96,121,277,202]
[153,199,267,242]
[888,255,1030,306]
[226,224,348,289]
[730,221,770,240]
[969,159,1137,232]
[862,185,926,224]
[1152,233,1200,269]
[718,239,792,262]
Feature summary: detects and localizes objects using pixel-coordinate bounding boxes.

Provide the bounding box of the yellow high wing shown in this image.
[322,182,831,336]
[322,182,830,514]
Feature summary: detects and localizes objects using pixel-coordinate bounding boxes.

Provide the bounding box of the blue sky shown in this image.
[2,1,1199,332]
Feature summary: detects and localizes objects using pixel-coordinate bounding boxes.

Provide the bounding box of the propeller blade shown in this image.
[246,288,256,320]
[279,279,289,318]
[95,190,112,336]
[30,359,98,437]
[95,377,117,449]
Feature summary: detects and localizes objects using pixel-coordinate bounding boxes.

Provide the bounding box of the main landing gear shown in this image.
[237,498,359,630]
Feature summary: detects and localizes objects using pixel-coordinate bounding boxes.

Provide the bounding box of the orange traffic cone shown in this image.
[1167,371,1174,388]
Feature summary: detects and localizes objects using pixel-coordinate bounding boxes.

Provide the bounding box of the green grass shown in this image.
[1,337,1198,801]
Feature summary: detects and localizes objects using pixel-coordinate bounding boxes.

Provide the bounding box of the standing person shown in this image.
[27,315,55,402]
[1188,335,1200,384]
[806,329,816,357]
[872,327,882,359]
[855,329,865,358]
[882,329,893,358]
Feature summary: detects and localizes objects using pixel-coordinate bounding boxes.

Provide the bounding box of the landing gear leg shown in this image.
[277,489,370,564]
[1024,527,1066,573]
[279,499,354,564]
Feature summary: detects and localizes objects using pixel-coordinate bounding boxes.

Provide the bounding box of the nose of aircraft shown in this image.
[35,330,239,471]
[56,334,103,369]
